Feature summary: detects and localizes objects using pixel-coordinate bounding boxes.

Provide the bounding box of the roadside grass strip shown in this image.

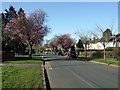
[2,67,43,88]
[3,60,43,64]
[32,52,43,56]
[3,57,43,64]
[91,59,120,66]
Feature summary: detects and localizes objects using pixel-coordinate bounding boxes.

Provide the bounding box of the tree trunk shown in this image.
[77,50,79,55]
[85,45,87,58]
[116,41,117,47]
[85,49,87,58]
[29,45,33,59]
[103,46,106,60]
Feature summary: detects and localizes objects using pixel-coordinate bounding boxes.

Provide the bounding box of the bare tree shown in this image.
[91,25,112,60]
[75,29,91,58]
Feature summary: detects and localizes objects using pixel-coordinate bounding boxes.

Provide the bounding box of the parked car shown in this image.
[67,51,76,58]
[45,51,48,54]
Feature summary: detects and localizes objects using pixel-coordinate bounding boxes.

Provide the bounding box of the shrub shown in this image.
[105,47,113,51]
[112,51,120,61]
[106,53,113,58]
[91,51,103,59]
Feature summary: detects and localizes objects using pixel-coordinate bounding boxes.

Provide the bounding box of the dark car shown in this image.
[58,51,63,56]
[67,51,76,58]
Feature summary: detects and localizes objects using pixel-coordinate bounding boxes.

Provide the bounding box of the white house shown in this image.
[89,42,104,49]
[89,41,120,50]
[88,34,120,50]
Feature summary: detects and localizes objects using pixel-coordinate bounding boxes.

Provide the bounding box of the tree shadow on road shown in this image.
[44,56,93,62]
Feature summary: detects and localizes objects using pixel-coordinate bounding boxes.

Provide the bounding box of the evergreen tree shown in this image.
[18,8,24,14]
[1,13,8,26]
[76,39,84,55]
[71,45,75,51]
[4,6,17,22]
[76,39,84,49]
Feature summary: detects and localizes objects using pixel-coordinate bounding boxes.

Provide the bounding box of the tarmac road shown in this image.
[44,54,118,89]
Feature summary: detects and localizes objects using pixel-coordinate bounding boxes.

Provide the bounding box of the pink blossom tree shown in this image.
[5,9,49,58]
[49,36,59,51]
[57,34,74,50]
[49,34,75,52]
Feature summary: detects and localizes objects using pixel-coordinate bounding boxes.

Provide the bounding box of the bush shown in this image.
[112,51,120,61]
[105,50,120,61]
[105,47,113,51]
[91,51,103,59]
[106,53,113,58]
[90,51,120,61]
[87,49,103,51]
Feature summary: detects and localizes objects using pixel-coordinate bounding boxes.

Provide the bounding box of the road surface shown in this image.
[44,54,118,89]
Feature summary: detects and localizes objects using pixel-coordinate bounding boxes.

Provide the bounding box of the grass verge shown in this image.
[90,59,120,66]
[3,60,43,64]
[32,52,43,56]
[77,57,120,66]
[3,57,43,64]
[2,67,43,88]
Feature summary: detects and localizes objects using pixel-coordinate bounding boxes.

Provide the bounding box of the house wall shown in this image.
[89,41,120,50]
[89,42,104,49]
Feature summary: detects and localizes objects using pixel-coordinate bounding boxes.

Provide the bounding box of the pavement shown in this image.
[44,54,119,88]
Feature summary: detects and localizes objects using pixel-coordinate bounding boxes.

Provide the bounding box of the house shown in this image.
[89,34,120,49]
[89,42,104,49]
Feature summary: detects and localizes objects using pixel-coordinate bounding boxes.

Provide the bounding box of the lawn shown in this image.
[2,67,43,88]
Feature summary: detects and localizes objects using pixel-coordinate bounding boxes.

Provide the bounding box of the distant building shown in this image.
[89,42,104,49]
[88,34,120,50]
